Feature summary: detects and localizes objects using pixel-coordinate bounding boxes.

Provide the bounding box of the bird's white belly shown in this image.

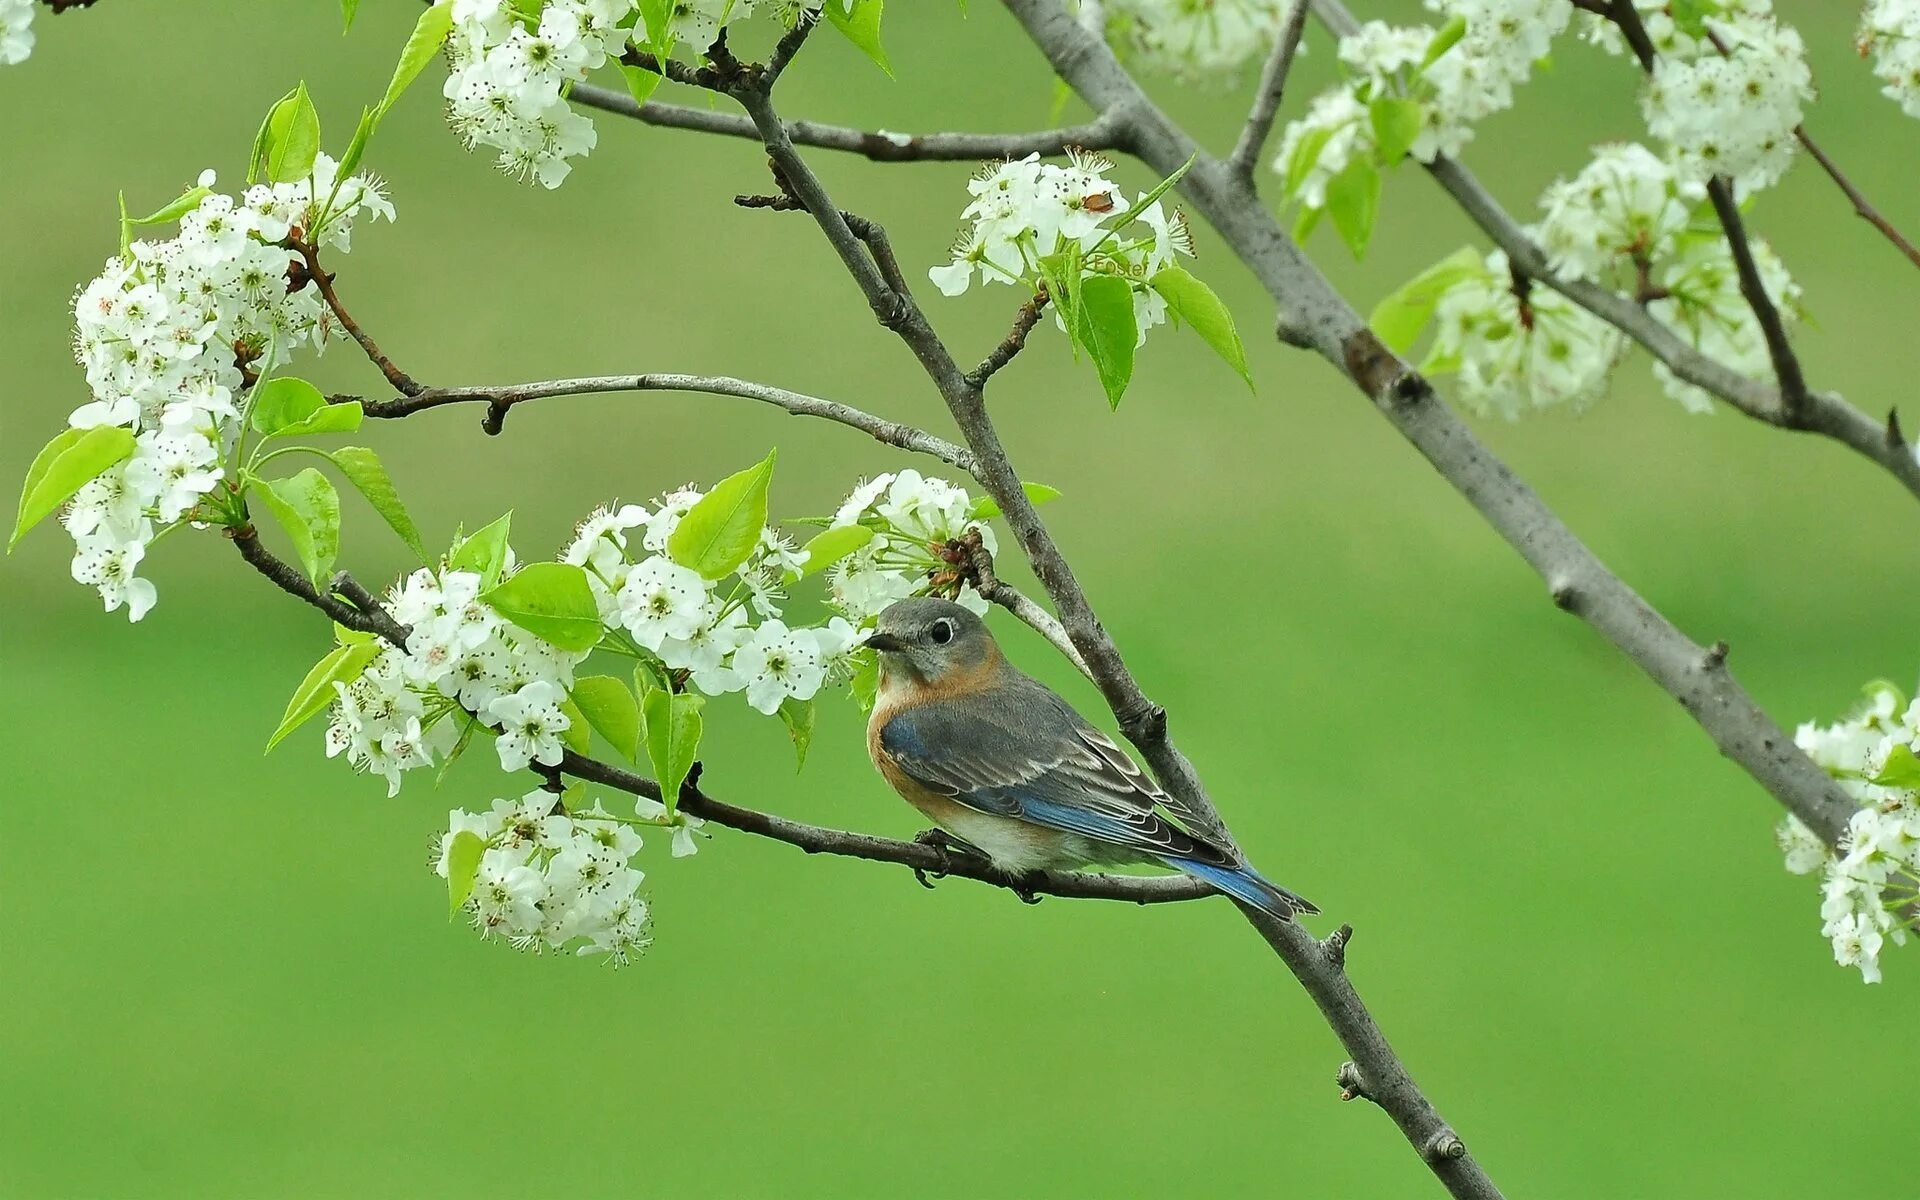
[931,802,1104,874]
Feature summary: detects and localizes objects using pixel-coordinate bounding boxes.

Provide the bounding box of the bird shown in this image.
[863,596,1316,921]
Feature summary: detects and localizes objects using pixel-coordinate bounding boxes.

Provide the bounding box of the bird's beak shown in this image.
[862,631,905,653]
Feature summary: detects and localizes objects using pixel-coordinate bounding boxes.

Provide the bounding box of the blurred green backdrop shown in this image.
[3,2,1916,1196]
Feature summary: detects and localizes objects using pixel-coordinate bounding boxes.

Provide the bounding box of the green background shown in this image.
[3,2,1915,1196]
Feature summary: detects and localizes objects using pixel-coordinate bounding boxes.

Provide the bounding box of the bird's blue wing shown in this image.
[878,679,1237,868]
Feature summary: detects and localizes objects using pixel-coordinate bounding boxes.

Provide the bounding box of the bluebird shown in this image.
[863,597,1316,921]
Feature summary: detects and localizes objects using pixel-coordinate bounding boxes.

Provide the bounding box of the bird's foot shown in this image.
[1010,874,1045,905]
[911,827,985,889]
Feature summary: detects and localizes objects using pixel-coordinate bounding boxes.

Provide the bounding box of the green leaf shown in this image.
[571,675,641,762]
[1073,274,1138,409]
[777,697,816,771]
[1369,245,1485,353]
[266,640,380,751]
[848,649,879,714]
[11,425,137,551]
[336,105,378,182]
[248,88,294,185]
[249,377,329,436]
[446,830,485,915]
[341,0,360,31]
[482,562,603,652]
[1420,14,1467,69]
[1291,203,1323,244]
[260,82,322,185]
[1283,123,1336,200]
[129,183,213,228]
[275,401,364,441]
[1856,679,1910,720]
[634,656,672,700]
[1873,743,1920,788]
[334,621,375,645]
[435,713,483,787]
[643,688,704,816]
[619,62,665,107]
[1668,0,1723,37]
[1149,267,1252,390]
[969,482,1063,521]
[798,524,874,577]
[330,446,426,560]
[824,0,892,77]
[558,695,592,755]
[449,512,512,587]
[1368,96,1425,167]
[254,468,342,585]
[380,1,455,118]
[634,0,675,50]
[669,450,776,579]
[1325,157,1382,261]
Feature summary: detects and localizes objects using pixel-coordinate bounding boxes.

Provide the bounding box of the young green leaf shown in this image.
[1117,152,1196,227]
[558,695,592,755]
[634,0,675,50]
[619,62,665,107]
[634,655,672,700]
[341,0,361,29]
[1283,123,1337,200]
[1873,743,1920,788]
[330,446,426,560]
[571,675,641,762]
[129,183,213,228]
[777,696,816,771]
[248,87,296,185]
[446,830,485,915]
[12,425,137,551]
[848,649,879,714]
[1149,267,1252,390]
[824,0,892,77]
[1073,274,1138,409]
[482,562,603,652]
[1325,157,1382,261]
[335,105,379,183]
[1420,14,1467,69]
[380,2,456,119]
[249,377,329,436]
[1369,245,1484,353]
[1368,96,1425,167]
[266,640,381,751]
[968,482,1063,521]
[643,688,704,816]
[262,82,322,185]
[272,400,364,441]
[449,512,512,588]
[669,449,777,579]
[1291,203,1323,244]
[798,524,874,578]
[254,468,342,585]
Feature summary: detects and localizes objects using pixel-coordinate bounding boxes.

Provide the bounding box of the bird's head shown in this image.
[862,597,998,685]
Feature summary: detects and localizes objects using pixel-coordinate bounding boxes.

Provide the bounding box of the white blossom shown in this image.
[0,0,34,66]
[1859,0,1920,118]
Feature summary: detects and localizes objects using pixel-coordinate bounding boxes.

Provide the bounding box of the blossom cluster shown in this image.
[328,563,592,794]
[60,157,393,621]
[1274,0,1571,207]
[435,789,698,964]
[1858,0,1920,118]
[929,150,1194,346]
[1635,6,1813,193]
[1402,141,1800,418]
[1081,0,1296,82]
[1780,682,1920,983]
[825,470,994,623]
[439,0,833,188]
[0,0,32,65]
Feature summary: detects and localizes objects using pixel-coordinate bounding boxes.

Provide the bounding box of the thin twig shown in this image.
[1795,128,1920,272]
[344,373,978,472]
[567,82,1133,161]
[966,290,1051,388]
[1229,0,1313,177]
[1706,176,1809,416]
[228,525,404,642]
[288,236,420,397]
[949,527,1093,679]
[760,9,816,87]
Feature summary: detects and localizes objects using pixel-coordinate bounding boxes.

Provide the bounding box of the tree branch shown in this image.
[1006,0,1857,853]
[227,527,1209,906]
[345,372,978,472]
[1795,127,1920,273]
[567,82,1133,162]
[965,290,1051,388]
[1705,176,1809,416]
[1228,0,1312,178]
[1303,0,1920,504]
[288,236,420,396]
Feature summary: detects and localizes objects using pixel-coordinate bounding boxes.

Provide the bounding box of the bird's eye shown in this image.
[930,618,954,645]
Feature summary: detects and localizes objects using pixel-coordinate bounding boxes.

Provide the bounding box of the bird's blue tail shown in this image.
[1168,857,1318,922]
